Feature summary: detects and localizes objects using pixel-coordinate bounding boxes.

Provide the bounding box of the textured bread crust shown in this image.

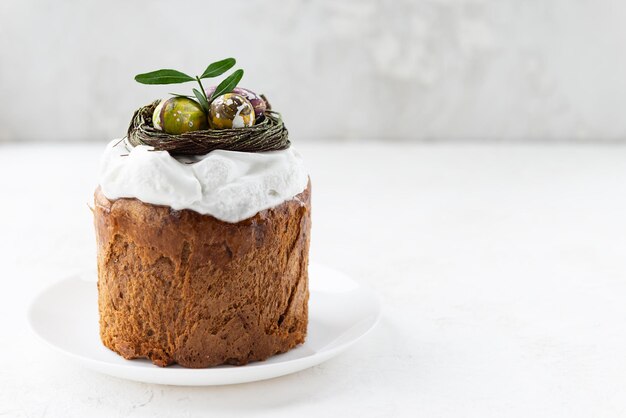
[93,184,311,368]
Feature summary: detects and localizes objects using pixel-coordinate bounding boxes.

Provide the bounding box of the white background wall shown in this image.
[1,0,626,143]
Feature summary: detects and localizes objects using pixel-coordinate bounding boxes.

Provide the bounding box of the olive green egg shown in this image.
[208,93,255,129]
[152,97,208,135]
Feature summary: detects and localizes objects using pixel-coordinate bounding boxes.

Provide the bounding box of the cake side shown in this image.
[94,183,311,368]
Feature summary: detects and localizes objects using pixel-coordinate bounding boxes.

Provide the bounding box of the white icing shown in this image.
[99,139,308,223]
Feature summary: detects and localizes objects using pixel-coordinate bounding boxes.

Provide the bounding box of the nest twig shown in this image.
[127,100,290,156]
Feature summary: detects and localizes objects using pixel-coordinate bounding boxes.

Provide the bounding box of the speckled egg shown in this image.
[152,97,207,135]
[232,87,267,118]
[208,93,256,129]
[205,86,267,118]
[204,86,217,100]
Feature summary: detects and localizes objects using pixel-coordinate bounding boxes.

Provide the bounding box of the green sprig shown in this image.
[209,69,244,102]
[134,58,243,112]
[134,69,194,84]
[200,58,235,78]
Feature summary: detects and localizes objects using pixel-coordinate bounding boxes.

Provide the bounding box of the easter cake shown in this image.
[93,59,311,368]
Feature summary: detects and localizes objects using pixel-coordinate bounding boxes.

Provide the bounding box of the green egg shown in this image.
[152,97,208,135]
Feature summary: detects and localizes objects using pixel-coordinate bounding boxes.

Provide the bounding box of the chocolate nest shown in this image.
[127,100,290,156]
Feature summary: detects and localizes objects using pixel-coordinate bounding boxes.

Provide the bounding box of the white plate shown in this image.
[28,263,380,386]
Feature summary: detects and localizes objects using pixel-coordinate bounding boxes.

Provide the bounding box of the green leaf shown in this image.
[200,58,236,79]
[169,92,193,99]
[193,88,210,113]
[134,69,194,85]
[209,69,244,101]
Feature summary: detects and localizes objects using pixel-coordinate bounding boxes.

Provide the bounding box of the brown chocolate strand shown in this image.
[127,101,290,156]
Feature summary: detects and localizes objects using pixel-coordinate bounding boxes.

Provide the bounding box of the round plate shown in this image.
[27,263,380,386]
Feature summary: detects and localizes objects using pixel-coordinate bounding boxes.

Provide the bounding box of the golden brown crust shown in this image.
[93,184,311,368]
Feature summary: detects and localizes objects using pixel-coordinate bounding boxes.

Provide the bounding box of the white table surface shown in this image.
[2,142,626,417]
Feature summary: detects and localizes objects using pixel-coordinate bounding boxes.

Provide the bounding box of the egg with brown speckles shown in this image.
[152,97,208,135]
[205,86,267,118]
[233,87,267,118]
[208,93,255,129]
